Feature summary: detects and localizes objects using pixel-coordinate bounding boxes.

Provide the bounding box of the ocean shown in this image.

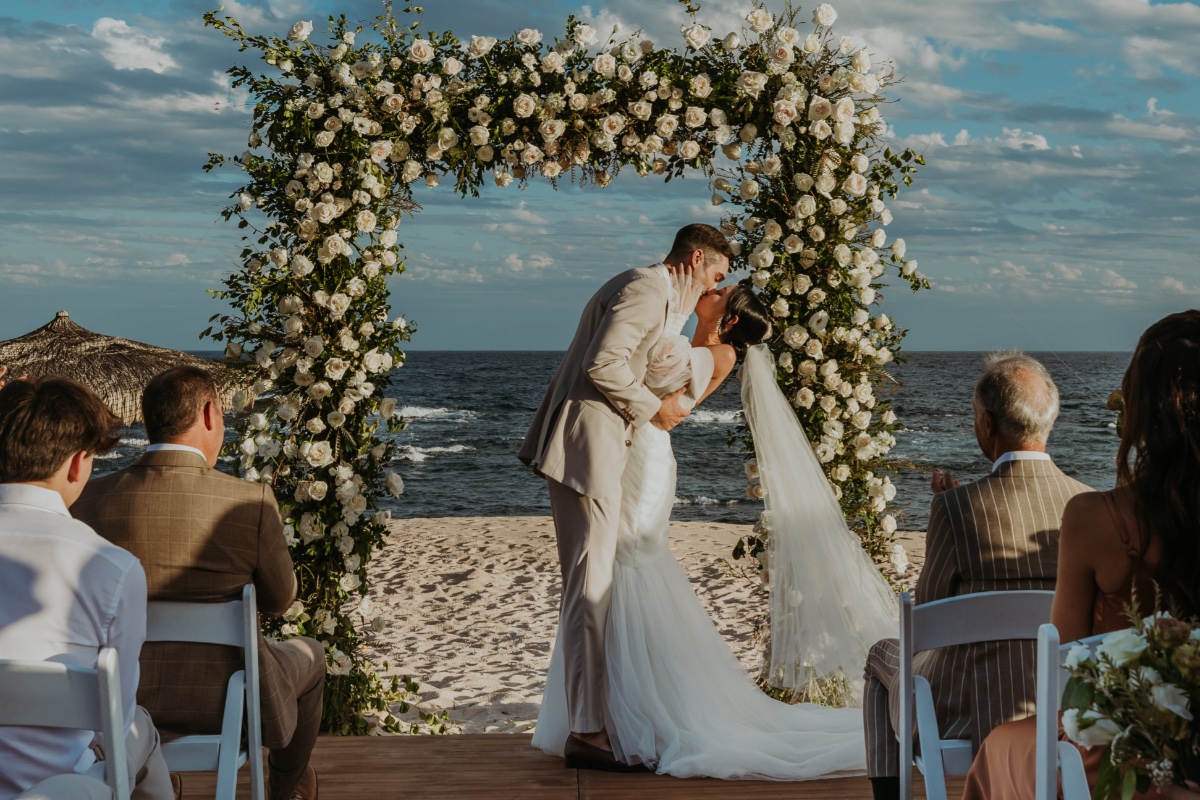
[97,351,1130,531]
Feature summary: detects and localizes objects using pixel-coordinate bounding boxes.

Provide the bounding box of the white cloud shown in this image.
[1161,276,1200,295]
[1101,268,1137,291]
[91,18,177,74]
[993,128,1051,151]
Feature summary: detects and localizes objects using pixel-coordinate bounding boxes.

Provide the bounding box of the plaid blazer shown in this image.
[73,450,301,744]
[866,458,1092,757]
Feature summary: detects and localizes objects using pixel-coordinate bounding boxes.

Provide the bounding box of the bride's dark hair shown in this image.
[1117,309,1200,613]
[718,287,772,355]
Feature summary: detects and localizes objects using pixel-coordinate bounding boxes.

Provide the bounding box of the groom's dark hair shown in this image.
[669,223,734,263]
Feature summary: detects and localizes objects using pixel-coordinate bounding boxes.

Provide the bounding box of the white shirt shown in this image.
[145,443,208,461]
[992,450,1052,470]
[0,484,146,799]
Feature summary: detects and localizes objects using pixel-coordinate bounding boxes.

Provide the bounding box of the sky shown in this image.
[0,0,1197,351]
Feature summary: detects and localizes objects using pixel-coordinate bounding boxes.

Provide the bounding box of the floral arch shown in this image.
[203,1,928,731]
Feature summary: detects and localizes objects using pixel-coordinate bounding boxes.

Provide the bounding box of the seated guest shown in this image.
[862,352,1092,800]
[0,378,173,800]
[963,311,1200,799]
[72,367,323,800]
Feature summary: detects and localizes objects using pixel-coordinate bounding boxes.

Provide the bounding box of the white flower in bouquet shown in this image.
[794,388,815,408]
[324,357,350,381]
[815,443,835,463]
[468,35,497,57]
[327,411,346,429]
[808,96,832,121]
[852,49,872,74]
[834,121,856,145]
[305,417,326,435]
[1150,683,1193,720]
[327,648,352,675]
[747,481,767,499]
[852,410,873,430]
[573,24,597,46]
[1097,628,1149,666]
[746,8,774,33]
[771,297,790,317]
[409,39,435,64]
[808,310,830,334]
[385,471,405,497]
[443,56,464,76]
[813,4,839,26]
[1062,708,1121,749]
[843,173,868,196]
[308,481,328,501]
[679,141,701,160]
[328,293,351,320]
[770,44,795,67]
[347,494,368,516]
[307,381,332,400]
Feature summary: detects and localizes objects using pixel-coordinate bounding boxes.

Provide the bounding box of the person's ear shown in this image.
[724,314,739,331]
[979,409,996,440]
[66,450,90,485]
[203,400,219,432]
[691,248,706,268]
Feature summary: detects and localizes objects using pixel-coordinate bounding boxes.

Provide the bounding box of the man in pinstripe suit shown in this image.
[862,352,1092,800]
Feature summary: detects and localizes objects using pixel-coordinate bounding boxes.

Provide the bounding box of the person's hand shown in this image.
[651,387,690,431]
[931,468,960,495]
[667,263,704,318]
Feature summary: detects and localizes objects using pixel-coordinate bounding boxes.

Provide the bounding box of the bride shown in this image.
[533,280,899,779]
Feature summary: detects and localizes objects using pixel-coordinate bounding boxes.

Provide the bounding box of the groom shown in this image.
[520,223,732,770]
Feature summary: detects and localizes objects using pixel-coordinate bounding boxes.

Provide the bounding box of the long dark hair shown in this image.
[1117,310,1200,613]
[718,287,772,354]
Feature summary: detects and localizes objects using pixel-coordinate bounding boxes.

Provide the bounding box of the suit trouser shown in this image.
[547,477,619,734]
[863,638,905,778]
[45,706,174,800]
[262,637,324,800]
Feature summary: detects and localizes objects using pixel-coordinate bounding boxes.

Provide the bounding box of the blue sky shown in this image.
[0,0,1197,351]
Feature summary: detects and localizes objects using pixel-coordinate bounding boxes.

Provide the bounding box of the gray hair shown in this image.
[973,350,1060,444]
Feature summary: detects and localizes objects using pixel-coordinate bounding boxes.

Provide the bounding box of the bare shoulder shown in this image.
[1062,490,1111,528]
[708,343,738,382]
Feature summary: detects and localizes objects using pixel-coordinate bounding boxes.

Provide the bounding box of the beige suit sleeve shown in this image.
[915,491,960,605]
[254,486,298,616]
[583,276,668,427]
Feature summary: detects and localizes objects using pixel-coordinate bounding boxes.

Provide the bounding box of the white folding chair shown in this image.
[1035,624,1108,800]
[898,590,1056,800]
[146,584,264,800]
[0,647,131,800]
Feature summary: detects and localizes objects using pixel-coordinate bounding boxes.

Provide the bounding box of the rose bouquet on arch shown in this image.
[1061,611,1200,798]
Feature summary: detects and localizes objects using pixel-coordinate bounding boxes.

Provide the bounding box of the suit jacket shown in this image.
[72,450,300,742]
[908,457,1091,747]
[519,266,670,499]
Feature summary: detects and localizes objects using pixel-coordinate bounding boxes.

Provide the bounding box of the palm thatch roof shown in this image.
[0,311,245,426]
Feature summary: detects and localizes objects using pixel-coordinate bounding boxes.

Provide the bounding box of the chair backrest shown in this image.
[145,584,259,686]
[903,590,1057,653]
[1035,624,1109,800]
[0,648,131,800]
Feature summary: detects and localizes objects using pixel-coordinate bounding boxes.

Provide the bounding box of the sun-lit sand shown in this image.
[366,516,927,733]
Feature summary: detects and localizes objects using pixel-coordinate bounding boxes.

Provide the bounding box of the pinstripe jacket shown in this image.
[893,457,1090,747]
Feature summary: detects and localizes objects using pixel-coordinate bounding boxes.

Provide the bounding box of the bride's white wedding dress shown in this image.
[533,335,897,780]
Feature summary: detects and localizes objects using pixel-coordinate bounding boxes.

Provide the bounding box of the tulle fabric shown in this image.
[533,366,871,779]
[741,344,899,699]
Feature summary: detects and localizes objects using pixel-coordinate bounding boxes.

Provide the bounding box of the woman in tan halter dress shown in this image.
[962,310,1200,800]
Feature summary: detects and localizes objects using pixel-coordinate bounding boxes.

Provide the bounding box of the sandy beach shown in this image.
[366,517,927,733]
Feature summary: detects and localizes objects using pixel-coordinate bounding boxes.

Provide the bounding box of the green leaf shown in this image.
[1120,768,1137,800]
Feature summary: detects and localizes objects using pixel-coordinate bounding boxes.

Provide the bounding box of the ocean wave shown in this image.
[395,444,475,463]
[681,409,742,425]
[674,495,721,506]
[97,437,151,460]
[399,406,477,422]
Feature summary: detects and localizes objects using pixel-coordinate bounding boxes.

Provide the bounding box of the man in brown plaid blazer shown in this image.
[862,353,1092,800]
[74,367,323,800]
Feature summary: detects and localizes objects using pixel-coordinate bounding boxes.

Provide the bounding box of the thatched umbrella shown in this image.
[0,311,244,426]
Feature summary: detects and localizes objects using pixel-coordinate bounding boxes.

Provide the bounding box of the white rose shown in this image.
[773,100,799,126]
[409,39,435,64]
[808,96,832,121]
[512,93,537,118]
[307,440,334,467]
[441,56,464,76]
[574,24,598,46]
[325,357,350,380]
[852,410,872,430]
[813,3,839,26]
[1096,628,1148,666]
[291,254,314,277]
[287,20,313,41]
[738,178,760,201]
[843,173,868,196]
[833,97,856,122]
[736,71,768,99]
[327,411,346,428]
[1062,709,1121,749]
[680,140,701,160]
[468,36,497,57]
[683,24,709,50]
[437,127,459,150]
[516,28,542,46]
[852,49,872,73]
[690,73,712,98]
[328,293,351,320]
[722,32,740,51]
[794,194,818,217]
[809,310,830,334]
[746,8,774,33]
[303,336,324,358]
[308,480,328,501]
[835,120,856,145]
[355,209,377,232]
[771,297,790,317]
[770,44,795,66]
[795,388,815,408]
[892,238,907,259]
[385,471,405,497]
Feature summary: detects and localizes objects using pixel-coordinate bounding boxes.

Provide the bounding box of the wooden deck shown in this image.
[183,734,966,799]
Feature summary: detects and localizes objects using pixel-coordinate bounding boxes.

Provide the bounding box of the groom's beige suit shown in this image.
[520,265,671,733]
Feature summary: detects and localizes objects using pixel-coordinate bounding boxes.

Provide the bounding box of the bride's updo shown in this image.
[719,287,772,354]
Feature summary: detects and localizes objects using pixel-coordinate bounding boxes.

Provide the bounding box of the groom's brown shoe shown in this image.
[564,735,651,773]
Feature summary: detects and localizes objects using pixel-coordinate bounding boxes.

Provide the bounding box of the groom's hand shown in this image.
[651,388,690,431]
[930,468,960,495]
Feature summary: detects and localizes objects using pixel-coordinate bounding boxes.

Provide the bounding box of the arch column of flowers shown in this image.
[204,0,927,728]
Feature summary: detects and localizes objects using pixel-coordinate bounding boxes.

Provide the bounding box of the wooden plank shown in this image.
[178,734,964,800]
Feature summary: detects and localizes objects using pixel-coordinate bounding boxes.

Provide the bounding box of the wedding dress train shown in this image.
[533,344,895,779]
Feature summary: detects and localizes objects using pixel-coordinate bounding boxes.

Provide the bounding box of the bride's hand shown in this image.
[667,264,704,318]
